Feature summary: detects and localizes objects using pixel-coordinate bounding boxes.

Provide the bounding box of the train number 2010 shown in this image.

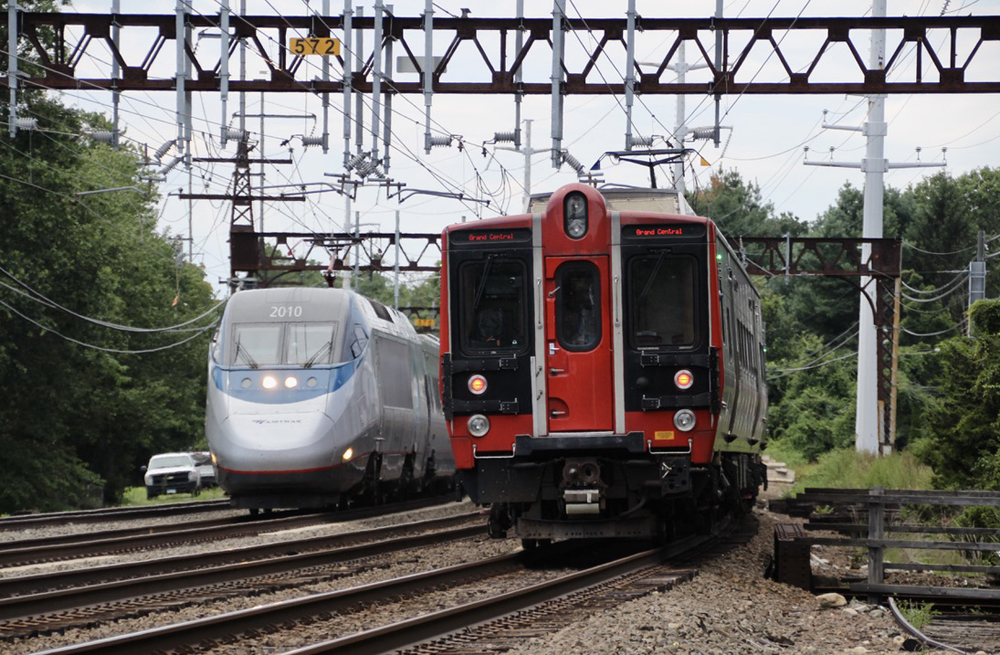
[269,305,303,318]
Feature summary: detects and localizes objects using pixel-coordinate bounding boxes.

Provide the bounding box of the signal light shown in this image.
[674,369,694,390]
[262,375,278,390]
[468,374,488,395]
[284,376,299,389]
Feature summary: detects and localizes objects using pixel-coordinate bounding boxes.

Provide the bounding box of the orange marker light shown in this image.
[468,374,488,395]
[674,369,694,390]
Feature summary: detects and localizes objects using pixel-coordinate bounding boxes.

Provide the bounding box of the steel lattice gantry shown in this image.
[4,13,1000,96]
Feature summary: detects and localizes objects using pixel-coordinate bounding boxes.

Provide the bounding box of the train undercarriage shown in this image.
[465,442,766,543]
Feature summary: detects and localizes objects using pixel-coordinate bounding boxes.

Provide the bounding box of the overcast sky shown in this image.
[59,0,1000,292]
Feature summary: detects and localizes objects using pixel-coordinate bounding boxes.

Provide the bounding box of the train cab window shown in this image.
[629,254,697,349]
[287,323,337,367]
[231,324,282,366]
[556,262,600,351]
[459,258,527,353]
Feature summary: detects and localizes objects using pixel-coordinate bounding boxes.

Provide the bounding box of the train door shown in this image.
[544,257,613,432]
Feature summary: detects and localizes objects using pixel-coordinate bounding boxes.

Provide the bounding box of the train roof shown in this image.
[527,185,694,216]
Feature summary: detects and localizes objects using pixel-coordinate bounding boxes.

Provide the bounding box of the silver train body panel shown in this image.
[206,287,454,509]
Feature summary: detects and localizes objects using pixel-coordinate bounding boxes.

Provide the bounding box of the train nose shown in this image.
[217,411,338,472]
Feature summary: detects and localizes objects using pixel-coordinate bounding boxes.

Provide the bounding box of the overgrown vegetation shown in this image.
[896,600,938,631]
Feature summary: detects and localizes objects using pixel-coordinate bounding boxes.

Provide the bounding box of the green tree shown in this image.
[914,300,1000,489]
[0,96,218,511]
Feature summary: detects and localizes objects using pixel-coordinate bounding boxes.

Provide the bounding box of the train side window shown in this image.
[629,254,698,349]
[231,324,282,366]
[556,262,600,351]
[350,323,368,359]
[459,258,528,353]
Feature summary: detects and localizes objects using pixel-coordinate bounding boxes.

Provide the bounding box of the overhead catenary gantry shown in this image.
[4,5,1000,156]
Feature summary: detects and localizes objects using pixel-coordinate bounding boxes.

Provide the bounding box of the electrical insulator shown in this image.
[88,130,116,144]
[561,151,585,175]
[347,153,368,170]
[300,135,324,147]
[631,136,653,147]
[429,136,453,148]
[159,155,183,175]
[154,139,176,161]
[14,118,38,131]
[224,128,247,142]
[493,131,516,143]
[690,128,716,141]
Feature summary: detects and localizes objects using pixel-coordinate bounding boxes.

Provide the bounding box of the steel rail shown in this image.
[0,500,230,531]
[29,539,688,655]
[0,512,482,622]
[0,495,462,567]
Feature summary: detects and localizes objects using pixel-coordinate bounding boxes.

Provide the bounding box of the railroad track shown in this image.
[0,495,459,568]
[0,500,232,531]
[20,514,757,655]
[890,597,1000,654]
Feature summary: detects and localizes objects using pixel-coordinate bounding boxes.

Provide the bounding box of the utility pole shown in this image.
[969,229,987,336]
[805,0,944,455]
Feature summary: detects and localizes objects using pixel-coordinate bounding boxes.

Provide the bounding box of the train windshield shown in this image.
[629,254,698,348]
[459,258,527,353]
[287,323,337,366]
[229,323,338,366]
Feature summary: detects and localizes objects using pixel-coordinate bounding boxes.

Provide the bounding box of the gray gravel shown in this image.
[2,502,956,655]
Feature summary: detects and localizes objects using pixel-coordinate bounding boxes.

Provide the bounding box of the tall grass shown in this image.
[780,447,934,494]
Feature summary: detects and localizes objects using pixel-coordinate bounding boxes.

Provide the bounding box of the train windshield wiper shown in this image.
[234,338,259,369]
[472,255,496,311]
[639,251,666,301]
[303,341,332,368]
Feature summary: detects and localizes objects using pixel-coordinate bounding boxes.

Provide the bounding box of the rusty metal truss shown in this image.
[738,236,902,453]
[5,13,1000,95]
[230,230,441,279]
[734,237,902,278]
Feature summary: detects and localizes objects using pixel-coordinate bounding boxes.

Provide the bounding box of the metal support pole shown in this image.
[220,0,230,147]
[7,0,16,138]
[320,0,330,153]
[354,6,364,155]
[370,0,384,164]
[353,210,360,291]
[712,0,723,146]
[111,0,121,148]
[394,210,400,309]
[175,0,187,157]
[382,5,393,172]
[342,0,353,167]
[856,0,887,455]
[513,0,524,148]
[422,0,433,153]
[887,277,901,454]
[624,0,636,150]
[550,0,565,167]
[969,229,987,336]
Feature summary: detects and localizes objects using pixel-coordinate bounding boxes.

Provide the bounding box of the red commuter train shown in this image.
[439,183,767,543]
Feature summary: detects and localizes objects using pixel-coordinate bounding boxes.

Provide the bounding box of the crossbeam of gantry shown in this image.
[5,13,1000,94]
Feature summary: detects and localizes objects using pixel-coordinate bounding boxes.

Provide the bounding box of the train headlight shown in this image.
[262,375,278,390]
[467,414,490,437]
[284,376,298,389]
[673,409,696,432]
[342,447,354,462]
[564,192,588,239]
[468,374,488,395]
[674,369,694,390]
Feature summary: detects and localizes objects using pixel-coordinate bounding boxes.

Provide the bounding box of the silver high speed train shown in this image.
[206,287,455,511]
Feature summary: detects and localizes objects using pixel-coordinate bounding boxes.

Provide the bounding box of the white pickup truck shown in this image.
[142,452,201,499]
